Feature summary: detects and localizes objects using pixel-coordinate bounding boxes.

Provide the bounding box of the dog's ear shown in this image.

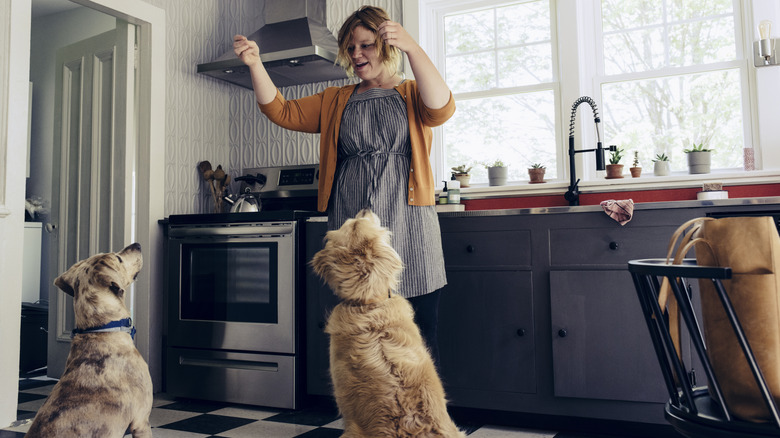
[54,272,76,297]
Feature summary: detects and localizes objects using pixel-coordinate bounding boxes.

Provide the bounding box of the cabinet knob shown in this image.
[466,244,475,253]
[516,328,526,337]
[558,328,568,338]
[609,241,619,250]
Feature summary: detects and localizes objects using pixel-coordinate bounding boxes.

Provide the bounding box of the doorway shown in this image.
[22,0,165,387]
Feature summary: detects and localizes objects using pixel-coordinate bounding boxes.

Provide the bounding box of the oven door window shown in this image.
[181,242,278,323]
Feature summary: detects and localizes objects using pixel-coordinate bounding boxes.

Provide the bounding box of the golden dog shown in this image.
[311,209,464,438]
[26,243,153,438]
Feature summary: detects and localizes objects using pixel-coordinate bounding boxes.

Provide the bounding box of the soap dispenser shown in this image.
[439,181,449,204]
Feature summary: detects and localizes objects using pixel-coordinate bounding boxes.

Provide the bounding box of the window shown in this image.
[418,0,761,187]
[435,0,558,185]
[597,0,747,172]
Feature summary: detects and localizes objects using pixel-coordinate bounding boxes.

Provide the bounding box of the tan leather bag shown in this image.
[663,216,780,422]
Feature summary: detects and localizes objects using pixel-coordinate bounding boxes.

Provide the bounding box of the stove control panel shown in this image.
[240,164,319,198]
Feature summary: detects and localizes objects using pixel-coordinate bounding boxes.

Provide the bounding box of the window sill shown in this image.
[451,169,780,200]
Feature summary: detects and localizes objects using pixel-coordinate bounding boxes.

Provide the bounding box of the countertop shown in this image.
[436,196,780,217]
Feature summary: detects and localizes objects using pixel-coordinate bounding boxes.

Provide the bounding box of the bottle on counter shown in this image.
[439,181,449,204]
[447,179,461,204]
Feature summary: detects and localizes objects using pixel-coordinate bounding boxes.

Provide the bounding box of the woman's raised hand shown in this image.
[377,21,418,54]
[234,35,261,66]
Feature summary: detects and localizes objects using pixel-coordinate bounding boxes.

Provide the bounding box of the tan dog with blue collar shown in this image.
[27,243,152,438]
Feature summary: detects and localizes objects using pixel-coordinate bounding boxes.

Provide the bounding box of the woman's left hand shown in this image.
[378,21,418,53]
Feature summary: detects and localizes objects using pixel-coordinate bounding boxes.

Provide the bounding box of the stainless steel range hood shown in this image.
[197,0,347,89]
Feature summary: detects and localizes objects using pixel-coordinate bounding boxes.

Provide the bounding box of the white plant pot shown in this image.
[487,166,508,186]
[653,161,670,176]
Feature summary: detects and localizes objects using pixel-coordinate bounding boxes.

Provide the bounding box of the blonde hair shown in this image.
[336,6,402,77]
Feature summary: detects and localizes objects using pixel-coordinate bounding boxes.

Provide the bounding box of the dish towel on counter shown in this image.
[600,199,634,226]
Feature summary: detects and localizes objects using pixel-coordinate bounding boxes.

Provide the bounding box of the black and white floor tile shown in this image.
[3,370,661,437]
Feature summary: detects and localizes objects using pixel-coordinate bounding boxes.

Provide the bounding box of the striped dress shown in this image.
[327,85,447,298]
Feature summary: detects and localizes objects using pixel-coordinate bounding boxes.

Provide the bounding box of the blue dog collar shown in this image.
[71,317,136,340]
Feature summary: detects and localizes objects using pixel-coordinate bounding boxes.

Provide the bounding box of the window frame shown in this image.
[406,0,780,196]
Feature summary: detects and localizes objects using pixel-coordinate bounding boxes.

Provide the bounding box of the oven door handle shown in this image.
[169,223,294,238]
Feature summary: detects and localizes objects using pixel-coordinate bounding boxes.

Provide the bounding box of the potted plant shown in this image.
[652,153,670,176]
[629,151,642,178]
[528,163,546,184]
[484,159,509,186]
[605,147,624,179]
[683,143,713,174]
[451,164,472,188]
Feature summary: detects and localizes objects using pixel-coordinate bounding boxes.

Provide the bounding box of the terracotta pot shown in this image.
[605,164,624,179]
[528,168,546,183]
[629,167,642,178]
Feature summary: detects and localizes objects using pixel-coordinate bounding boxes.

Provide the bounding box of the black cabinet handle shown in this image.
[558,328,568,338]
[516,328,526,337]
[609,241,619,250]
[466,244,475,253]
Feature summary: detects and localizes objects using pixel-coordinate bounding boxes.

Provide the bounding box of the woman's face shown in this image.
[346,25,386,82]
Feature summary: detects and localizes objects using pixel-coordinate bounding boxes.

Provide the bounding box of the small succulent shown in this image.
[483,159,507,168]
[530,163,546,169]
[653,153,670,162]
[451,164,472,174]
[683,143,713,153]
[632,151,640,167]
[609,147,625,165]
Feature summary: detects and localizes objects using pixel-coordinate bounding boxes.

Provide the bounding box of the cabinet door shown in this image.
[304,221,339,396]
[550,270,667,403]
[439,270,536,397]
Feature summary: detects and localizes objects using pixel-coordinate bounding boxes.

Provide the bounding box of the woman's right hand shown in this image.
[234,35,261,67]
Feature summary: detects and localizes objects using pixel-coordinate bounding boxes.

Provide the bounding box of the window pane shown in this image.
[445,9,494,54]
[498,45,552,87]
[668,0,733,21]
[447,53,496,93]
[603,28,665,75]
[601,0,736,74]
[444,91,557,184]
[668,16,736,66]
[602,69,744,172]
[497,1,550,45]
[601,0,662,32]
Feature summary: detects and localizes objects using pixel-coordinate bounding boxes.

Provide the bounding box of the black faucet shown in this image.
[564,96,616,206]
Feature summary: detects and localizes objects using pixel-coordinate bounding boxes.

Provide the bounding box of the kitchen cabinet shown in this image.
[547,217,686,404]
[438,216,537,406]
[303,219,339,397]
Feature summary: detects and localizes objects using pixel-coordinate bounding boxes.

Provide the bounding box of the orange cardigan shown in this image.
[258,81,456,212]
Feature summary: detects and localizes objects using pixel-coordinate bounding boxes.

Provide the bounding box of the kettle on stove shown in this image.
[224,188,260,213]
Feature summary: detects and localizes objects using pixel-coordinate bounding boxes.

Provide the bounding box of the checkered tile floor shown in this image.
[2,369,659,437]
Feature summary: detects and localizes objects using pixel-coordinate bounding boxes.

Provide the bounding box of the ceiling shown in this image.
[31,0,81,19]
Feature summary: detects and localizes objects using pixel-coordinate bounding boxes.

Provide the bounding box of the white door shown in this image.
[47,22,135,377]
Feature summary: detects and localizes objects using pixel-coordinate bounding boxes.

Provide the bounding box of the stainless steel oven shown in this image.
[164,164,321,410]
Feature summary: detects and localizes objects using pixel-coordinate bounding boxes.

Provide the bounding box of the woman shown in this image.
[234,6,454,362]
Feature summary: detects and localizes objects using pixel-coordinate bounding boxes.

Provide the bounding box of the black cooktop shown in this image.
[167,209,324,225]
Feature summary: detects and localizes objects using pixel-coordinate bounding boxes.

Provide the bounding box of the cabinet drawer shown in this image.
[549,225,679,266]
[442,230,531,267]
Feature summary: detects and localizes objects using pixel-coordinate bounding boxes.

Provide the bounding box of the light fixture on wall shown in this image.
[754,19,778,67]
